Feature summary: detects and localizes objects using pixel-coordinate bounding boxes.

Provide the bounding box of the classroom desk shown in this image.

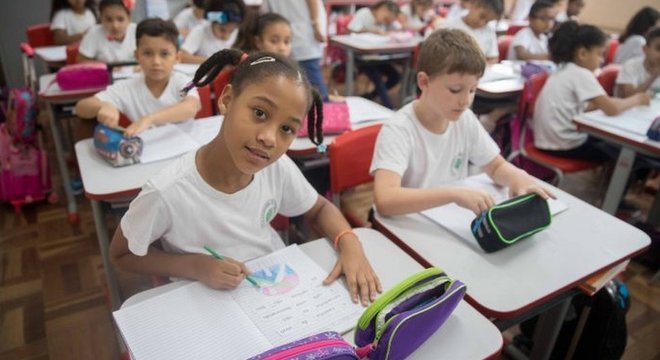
[329,34,422,102]
[477,62,525,99]
[120,228,503,360]
[373,182,649,360]
[574,99,660,215]
[34,45,66,63]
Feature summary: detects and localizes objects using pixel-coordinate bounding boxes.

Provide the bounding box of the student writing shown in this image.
[371,29,553,216]
[77,0,136,63]
[109,49,382,305]
[75,18,201,136]
[50,0,97,45]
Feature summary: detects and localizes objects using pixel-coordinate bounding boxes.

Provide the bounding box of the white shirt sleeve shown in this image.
[94,81,130,114]
[50,11,67,30]
[485,30,498,58]
[348,8,373,32]
[276,156,319,217]
[78,25,101,58]
[369,122,413,177]
[181,25,204,54]
[121,184,172,256]
[574,66,607,103]
[615,58,642,86]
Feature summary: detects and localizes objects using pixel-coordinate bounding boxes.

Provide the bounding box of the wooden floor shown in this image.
[1,114,659,360]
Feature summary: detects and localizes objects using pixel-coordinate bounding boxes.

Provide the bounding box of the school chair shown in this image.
[195,85,214,118]
[507,73,602,186]
[328,124,382,227]
[605,38,619,65]
[328,14,355,86]
[498,35,513,62]
[25,23,55,48]
[65,43,79,65]
[506,23,526,36]
[597,64,621,97]
[211,68,233,113]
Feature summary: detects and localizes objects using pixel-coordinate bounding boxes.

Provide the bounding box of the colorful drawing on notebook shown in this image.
[250,264,299,296]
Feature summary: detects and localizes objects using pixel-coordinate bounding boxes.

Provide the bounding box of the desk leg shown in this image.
[345,50,354,97]
[91,199,122,310]
[46,103,78,221]
[529,298,571,360]
[602,147,636,215]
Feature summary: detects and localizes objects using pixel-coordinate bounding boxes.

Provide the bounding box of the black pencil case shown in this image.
[470,193,551,253]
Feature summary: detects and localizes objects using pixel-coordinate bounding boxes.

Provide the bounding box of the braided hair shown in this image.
[182,49,324,147]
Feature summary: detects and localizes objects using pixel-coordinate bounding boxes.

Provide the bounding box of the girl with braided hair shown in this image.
[110,49,382,306]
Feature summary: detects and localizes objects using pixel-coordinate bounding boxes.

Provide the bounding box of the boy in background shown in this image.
[76,18,200,136]
[508,0,558,61]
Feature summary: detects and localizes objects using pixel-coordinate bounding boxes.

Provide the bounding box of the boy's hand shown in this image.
[124,117,153,137]
[452,187,496,215]
[97,103,120,128]
[194,254,251,290]
[323,236,382,306]
[509,181,556,200]
[637,92,652,106]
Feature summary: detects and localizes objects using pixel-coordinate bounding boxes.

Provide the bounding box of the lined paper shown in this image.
[138,123,199,163]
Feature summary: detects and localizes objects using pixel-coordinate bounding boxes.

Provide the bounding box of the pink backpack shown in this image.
[56,62,109,91]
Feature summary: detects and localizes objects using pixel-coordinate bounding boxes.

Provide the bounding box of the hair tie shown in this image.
[207,11,242,24]
[316,143,327,153]
[250,56,276,66]
[123,0,134,10]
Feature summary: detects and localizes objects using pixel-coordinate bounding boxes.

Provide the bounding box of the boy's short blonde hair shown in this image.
[418,29,486,79]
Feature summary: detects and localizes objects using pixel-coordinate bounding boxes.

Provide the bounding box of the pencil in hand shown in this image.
[203,246,260,287]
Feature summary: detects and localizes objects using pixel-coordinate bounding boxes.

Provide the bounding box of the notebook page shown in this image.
[113,282,272,360]
[139,123,200,163]
[231,245,364,347]
[420,174,567,243]
[580,101,660,136]
[346,96,395,124]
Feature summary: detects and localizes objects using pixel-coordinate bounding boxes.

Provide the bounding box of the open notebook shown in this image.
[420,174,568,246]
[113,245,364,360]
[580,101,660,137]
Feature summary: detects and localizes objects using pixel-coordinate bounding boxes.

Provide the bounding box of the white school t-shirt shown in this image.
[616,56,660,93]
[440,17,498,59]
[507,27,548,60]
[370,102,500,188]
[533,62,606,150]
[181,22,238,57]
[261,0,327,61]
[173,7,207,35]
[78,23,137,63]
[445,3,468,20]
[50,9,96,35]
[121,151,318,261]
[400,4,426,31]
[614,35,646,65]
[94,72,199,123]
[509,0,535,21]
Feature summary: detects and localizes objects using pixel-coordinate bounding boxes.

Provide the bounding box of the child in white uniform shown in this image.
[76,19,201,136]
[173,0,207,38]
[399,0,435,34]
[235,13,292,57]
[616,26,660,98]
[614,7,659,64]
[50,0,97,45]
[78,0,136,63]
[508,0,557,61]
[109,49,382,305]
[371,29,553,216]
[440,0,503,63]
[181,0,244,64]
[534,21,650,161]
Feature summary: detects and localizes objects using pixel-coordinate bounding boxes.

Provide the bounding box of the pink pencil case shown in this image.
[298,102,351,137]
[247,331,370,360]
[56,62,109,90]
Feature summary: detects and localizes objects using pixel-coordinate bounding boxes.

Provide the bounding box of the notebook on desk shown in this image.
[580,101,660,137]
[113,245,364,360]
[420,174,568,245]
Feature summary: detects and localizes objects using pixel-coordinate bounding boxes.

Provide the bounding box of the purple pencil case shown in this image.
[247,331,365,360]
[354,267,466,360]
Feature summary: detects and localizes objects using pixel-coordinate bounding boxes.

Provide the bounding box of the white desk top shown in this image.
[38,73,105,102]
[477,63,524,97]
[121,228,503,360]
[35,45,66,62]
[375,183,650,318]
[329,34,422,54]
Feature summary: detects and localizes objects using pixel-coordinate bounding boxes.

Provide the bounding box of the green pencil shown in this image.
[203,246,259,287]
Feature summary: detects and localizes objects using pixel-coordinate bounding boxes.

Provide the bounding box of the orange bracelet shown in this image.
[334,229,355,249]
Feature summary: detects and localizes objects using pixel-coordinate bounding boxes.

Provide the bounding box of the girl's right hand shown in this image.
[194,255,251,290]
[452,187,496,215]
[97,104,120,128]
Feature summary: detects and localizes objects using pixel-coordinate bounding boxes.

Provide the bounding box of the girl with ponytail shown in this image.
[110,49,382,306]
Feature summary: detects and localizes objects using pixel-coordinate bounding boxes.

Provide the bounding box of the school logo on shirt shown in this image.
[451,152,465,176]
[261,198,278,227]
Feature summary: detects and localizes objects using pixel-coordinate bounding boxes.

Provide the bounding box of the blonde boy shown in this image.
[76,18,200,137]
[370,29,553,216]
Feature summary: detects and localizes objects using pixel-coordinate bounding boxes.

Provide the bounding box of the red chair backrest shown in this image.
[335,14,354,35]
[597,64,620,96]
[195,85,214,118]
[506,23,525,36]
[329,124,382,194]
[66,43,79,64]
[26,23,55,48]
[605,38,619,65]
[498,35,513,62]
[518,72,550,121]
[212,68,233,113]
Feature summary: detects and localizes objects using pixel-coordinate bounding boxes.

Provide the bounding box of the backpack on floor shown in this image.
[4,86,38,144]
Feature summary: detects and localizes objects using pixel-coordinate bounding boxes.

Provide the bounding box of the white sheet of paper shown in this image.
[580,102,660,136]
[479,64,519,84]
[349,32,391,44]
[420,174,567,244]
[35,45,66,62]
[346,96,394,124]
[139,123,199,163]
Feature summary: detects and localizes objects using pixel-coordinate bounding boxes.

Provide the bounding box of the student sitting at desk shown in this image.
[75,18,201,136]
[234,13,291,57]
[614,7,659,65]
[370,29,553,216]
[399,0,435,35]
[616,26,660,98]
[348,1,402,109]
[77,0,137,63]
[180,0,246,64]
[507,0,558,61]
[109,49,382,305]
[439,0,503,64]
[50,0,97,45]
[533,21,651,162]
[173,0,207,38]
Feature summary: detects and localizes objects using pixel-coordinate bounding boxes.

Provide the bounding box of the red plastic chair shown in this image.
[498,35,513,62]
[65,42,79,64]
[26,23,55,47]
[605,38,619,65]
[506,23,526,36]
[211,68,232,113]
[597,64,621,96]
[507,73,602,185]
[195,85,214,118]
[328,124,382,227]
